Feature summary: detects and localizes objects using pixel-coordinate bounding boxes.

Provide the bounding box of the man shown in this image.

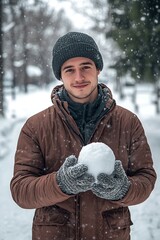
[10,32,156,240]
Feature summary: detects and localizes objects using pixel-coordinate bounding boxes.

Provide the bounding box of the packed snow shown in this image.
[0,81,160,240]
[78,142,115,179]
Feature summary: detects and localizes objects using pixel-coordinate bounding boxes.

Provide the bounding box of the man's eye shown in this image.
[65,69,73,73]
[83,66,91,70]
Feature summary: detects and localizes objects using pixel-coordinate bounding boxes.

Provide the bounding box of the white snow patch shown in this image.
[26,65,42,77]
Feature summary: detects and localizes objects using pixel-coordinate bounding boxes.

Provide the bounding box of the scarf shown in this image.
[59,85,112,144]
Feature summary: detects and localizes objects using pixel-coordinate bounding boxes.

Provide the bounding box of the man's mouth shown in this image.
[73,83,89,88]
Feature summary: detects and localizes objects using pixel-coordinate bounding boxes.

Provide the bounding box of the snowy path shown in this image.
[0,120,34,240]
[130,117,160,240]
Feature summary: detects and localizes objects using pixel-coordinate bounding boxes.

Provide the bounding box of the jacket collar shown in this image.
[51,83,115,111]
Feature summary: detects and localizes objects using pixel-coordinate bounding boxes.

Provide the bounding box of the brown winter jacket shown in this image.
[10,84,156,240]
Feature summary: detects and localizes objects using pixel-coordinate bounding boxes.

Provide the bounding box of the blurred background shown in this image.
[0,0,160,116]
[0,0,160,240]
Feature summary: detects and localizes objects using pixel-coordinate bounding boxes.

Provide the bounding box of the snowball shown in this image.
[78,142,115,180]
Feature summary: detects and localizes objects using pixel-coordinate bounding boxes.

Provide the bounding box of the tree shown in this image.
[0,0,4,116]
[66,0,109,33]
[3,0,73,93]
[107,0,160,82]
[9,0,18,98]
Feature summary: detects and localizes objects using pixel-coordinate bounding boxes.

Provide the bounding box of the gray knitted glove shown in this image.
[91,160,130,200]
[56,155,95,195]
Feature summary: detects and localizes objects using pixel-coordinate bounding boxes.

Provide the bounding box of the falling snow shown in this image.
[0,81,160,240]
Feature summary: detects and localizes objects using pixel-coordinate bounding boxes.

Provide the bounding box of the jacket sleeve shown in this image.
[10,118,72,209]
[114,114,157,207]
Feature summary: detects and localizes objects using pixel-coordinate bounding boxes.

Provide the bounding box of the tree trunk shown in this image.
[20,5,28,93]
[10,3,17,99]
[0,0,4,117]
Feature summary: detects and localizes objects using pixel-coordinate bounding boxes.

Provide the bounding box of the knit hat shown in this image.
[52,32,103,80]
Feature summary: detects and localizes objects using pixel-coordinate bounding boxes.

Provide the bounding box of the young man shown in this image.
[10,32,156,240]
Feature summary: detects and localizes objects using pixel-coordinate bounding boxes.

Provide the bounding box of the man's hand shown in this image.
[91,160,130,200]
[56,155,95,195]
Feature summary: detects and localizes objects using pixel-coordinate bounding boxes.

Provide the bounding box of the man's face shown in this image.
[61,57,100,103]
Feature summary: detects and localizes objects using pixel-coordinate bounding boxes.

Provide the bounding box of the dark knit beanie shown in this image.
[52,32,103,80]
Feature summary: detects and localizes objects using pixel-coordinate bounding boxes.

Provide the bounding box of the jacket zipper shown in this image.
[62,101,115,239]
[75,194,80,240]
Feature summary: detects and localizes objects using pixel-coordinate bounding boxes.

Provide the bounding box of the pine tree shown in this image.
[107,0,160,82]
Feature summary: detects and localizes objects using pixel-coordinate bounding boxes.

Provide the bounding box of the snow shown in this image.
[3,22,15,33]
[78,142,115,179]
[0,81,160,240]
[26,65,42,77]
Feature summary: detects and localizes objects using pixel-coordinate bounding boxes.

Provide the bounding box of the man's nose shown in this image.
[75,70,84,81]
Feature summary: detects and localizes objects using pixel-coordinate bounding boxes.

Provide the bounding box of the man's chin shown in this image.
[67,85,98,102]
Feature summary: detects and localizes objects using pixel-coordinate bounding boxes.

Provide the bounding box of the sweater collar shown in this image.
[58,84,113,121]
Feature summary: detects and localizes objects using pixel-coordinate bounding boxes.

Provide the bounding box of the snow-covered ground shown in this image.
[0,81,160,240]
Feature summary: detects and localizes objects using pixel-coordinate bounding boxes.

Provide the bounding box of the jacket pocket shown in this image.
[32,206,74,240]
[101,207,133,239]
[102,207,133,230]
[33,205,70,226]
